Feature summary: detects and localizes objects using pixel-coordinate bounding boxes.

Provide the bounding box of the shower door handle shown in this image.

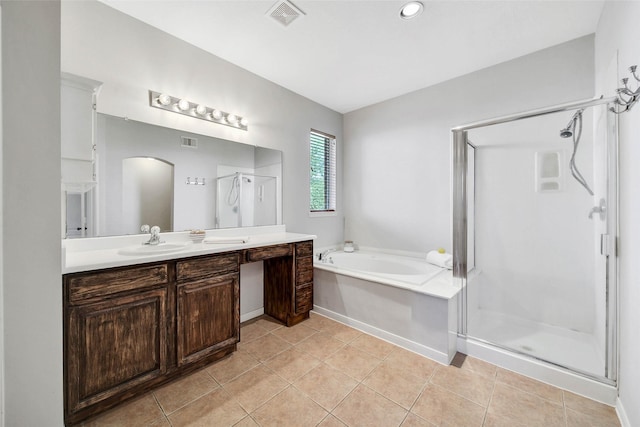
[600,234,613,256]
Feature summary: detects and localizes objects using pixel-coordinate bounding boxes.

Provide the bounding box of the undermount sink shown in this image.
[118,242,188,256]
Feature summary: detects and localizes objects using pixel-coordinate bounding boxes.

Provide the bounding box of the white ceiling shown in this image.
[99,0,605,113]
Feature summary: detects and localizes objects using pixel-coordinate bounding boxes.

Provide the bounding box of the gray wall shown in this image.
[62,0,344,248]
[596,2,640,425]
[343,35,595,253]
[2,1,63,425]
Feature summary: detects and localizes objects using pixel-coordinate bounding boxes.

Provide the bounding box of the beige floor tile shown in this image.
[153,370,219,414]
[317,414,348,427]
[252,316,283,332]
[306,312,339,331]
[451,353,498,379]
[483,413,529,427]
[264,347,321,382]
[168,388,247,427]
[363,360,428,409]
[83,394,164,427]
[271,322,317,344]
[147,416,171,426]
[241,333,291,362]
[400,413,436,426]
[321,321,363,343]
[233,415,259,426]
[222,365,288,413]
[295,331,345,360]
[566,407,621,427]
[251,386,328,427]
[293,363,358,411]
[325,344,382,381]
[385,347,439,381]
[206,350,259,384]
[488,383,565,427]
[349,333,396,359]
[564,391,619,421]
[495,368,563,403]
[333,384,408,427]
[411,383,485,427]
[430,364,495,406]
[240,322,270,343]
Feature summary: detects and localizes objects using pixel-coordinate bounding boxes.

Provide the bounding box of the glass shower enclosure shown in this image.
[216,172,278,228]
[452,98,618,382]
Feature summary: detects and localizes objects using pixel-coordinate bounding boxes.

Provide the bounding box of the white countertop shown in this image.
[63,226,316,274]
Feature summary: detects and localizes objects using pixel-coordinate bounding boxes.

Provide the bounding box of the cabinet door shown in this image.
[177,273,239,366]
[61,80,95,161]
[66,288,167,414]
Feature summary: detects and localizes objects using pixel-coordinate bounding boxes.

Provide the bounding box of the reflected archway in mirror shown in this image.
[122,157,174,234]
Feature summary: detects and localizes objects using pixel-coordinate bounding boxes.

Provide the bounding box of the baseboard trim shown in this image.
[240,308,264,323]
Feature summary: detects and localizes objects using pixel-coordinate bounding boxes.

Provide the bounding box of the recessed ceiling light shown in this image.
[400,1,423,20]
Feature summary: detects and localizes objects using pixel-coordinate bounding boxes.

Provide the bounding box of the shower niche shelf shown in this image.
[535,150,564,193]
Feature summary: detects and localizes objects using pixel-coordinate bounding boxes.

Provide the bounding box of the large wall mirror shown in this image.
[64,113,282,238]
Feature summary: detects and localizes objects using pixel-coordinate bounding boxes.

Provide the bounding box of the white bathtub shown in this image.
[313,249,461,364]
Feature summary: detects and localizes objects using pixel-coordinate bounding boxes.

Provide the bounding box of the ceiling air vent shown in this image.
[181,136,198,149]
[267,0,305,27]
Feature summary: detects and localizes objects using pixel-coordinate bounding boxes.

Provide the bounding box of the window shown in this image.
[310,130,336,213]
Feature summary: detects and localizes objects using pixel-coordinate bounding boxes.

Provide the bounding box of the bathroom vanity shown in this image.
[62,232,314,425]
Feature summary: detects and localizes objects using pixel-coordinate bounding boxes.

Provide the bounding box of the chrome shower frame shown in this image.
[451,96,619,384]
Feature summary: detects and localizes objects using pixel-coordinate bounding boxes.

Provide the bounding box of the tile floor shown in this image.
[82,313,621,427]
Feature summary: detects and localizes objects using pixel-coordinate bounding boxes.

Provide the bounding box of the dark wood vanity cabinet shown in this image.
[64,264,170,423]
[263,240,314,326]
[295,241,314,315]
[176,253,240,366]
[64,240,312,425]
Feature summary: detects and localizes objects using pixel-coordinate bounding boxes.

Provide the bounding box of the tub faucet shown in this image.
[318,249,336,263]
[141,224,163,245]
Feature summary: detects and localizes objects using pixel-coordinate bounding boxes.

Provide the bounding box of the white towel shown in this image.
[203,236,250,244]
[426,251,453,269]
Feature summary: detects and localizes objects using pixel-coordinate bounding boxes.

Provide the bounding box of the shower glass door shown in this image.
[459,102,617,381]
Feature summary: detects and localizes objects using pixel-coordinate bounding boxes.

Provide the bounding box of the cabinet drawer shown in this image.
[295,241,313,257]
[295,282,313,314]
[66,264,169,304]
[177,253,239,281]
[245,244,292,262]
[296,257,313,284]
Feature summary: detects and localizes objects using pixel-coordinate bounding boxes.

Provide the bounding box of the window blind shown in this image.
[310,130,336,212]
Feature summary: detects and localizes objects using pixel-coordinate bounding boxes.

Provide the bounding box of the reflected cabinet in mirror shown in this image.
[64,113,282,238]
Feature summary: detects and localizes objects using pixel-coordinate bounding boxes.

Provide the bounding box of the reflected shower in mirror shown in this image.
[64,113,282,238]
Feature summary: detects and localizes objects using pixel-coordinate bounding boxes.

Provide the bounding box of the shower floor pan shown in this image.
[468,308,604,377]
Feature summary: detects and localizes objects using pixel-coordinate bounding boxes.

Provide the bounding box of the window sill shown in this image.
[309,211,337,218]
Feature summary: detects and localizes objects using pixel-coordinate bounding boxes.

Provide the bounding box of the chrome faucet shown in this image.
[317,248,336,263]
[141,224,163,245]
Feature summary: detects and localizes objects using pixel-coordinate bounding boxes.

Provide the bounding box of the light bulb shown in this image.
[211,109,223,120]
[400,1,423,19]
[177,99,190,111]
[195,104,207,116]
[226,114,238,125]
[157,93,171,106]
[240,117,249,127]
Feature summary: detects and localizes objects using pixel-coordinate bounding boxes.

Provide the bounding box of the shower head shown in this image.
[560,128,573,138]
[559,109,584,139]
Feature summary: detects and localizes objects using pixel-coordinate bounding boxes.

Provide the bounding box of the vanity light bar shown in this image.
[148,90,248,131]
